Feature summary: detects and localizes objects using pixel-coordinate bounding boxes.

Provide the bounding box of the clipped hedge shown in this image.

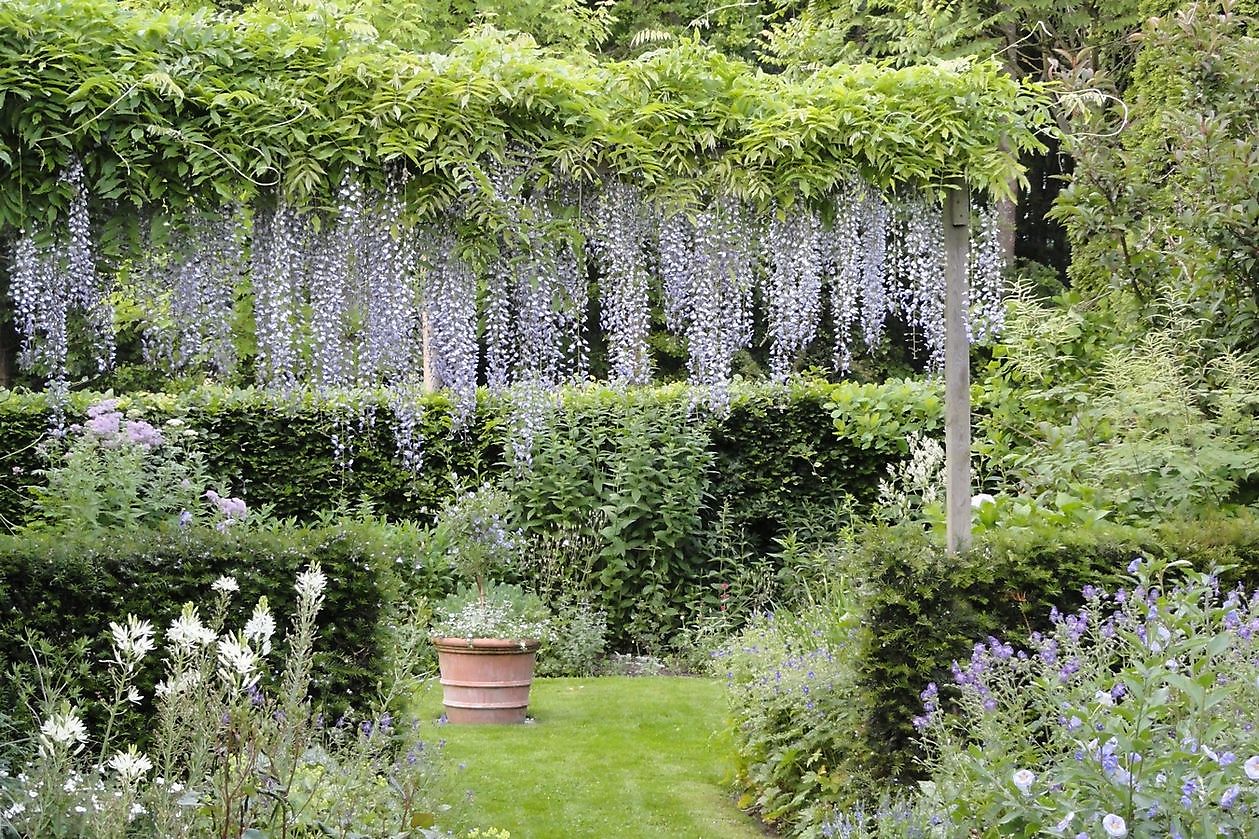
[0,379,943,650]
[856,515,1259,781]
[0,521,451,738]
[0,379,942,541]
[724,513,1259,835]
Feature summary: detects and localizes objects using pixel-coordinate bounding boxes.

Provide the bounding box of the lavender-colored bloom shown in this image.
[1180,777,1198,806]
[124,419,164,449]
[763,206,824,382]
[588,182,652,386]
[1038,638,1059,666]
[1220,785,1240,810]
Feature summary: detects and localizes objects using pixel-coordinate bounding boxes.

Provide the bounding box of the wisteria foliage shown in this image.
[6,163,1011,424]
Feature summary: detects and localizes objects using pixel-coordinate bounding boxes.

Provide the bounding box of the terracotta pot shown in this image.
[431,637,541,724]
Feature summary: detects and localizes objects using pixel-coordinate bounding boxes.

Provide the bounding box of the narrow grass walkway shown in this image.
[413,676,768,839]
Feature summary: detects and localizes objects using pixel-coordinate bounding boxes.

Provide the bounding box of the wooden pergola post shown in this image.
[944,183,972,555]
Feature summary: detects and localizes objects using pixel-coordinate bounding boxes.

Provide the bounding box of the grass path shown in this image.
[412,676,769,839]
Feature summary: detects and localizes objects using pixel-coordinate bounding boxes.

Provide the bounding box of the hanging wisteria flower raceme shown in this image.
[967,202,1007,343]
[821,557,1259,838]
[888,195,947,370]
[588,181,654,386]
[656,195,759,411]
[420,223,480,416]
[127,208,244,377]
[763,205,825,383]
[7,158,114,415]
[6,161,1013,406]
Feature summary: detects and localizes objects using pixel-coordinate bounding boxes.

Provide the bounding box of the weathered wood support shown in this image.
[944,184,972,555]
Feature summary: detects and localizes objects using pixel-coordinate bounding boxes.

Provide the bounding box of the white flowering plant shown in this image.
[873,431,944,525]
[0,565,451,838]
[821,557,1259,838]
[430,583,552,646]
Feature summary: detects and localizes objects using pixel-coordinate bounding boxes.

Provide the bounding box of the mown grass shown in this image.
[412,676,769,839]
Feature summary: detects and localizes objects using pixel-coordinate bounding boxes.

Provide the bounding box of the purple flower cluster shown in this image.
[763,206,824,382]
[204,489,247,527]
[76,400,165,451]
[9,159,114,418]
[588,181,652,386]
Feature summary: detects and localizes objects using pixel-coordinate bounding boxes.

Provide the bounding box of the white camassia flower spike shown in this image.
[107,747,153,782]
[216,634,259,689]
[167,604,216,649]
[244,599,276,655]
[109,615,156,662]
[211,575,239,594]
[40,710,88,752]
[295,564,326,601]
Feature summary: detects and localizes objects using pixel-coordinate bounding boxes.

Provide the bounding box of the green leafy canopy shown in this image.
[0,0,1048,232]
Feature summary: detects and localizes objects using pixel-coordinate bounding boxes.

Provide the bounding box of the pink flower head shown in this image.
[85,411,121,438]
[86,399,119,419]
[124,419,164,449]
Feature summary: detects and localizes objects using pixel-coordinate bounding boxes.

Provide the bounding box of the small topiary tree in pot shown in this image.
[428,486,551,724]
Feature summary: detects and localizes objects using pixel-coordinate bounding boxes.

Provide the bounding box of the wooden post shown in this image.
[421,309,438,393]
[944,184,972,555]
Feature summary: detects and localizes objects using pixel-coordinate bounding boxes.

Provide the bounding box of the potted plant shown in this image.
[428,486,550,724]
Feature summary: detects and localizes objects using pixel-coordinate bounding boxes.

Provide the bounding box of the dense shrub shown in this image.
[0,520,451,739]
[824,557,1259,837]
[719,581,871,837]
[0,381,941,651]
[860,515,1259,779]
[723,512,1259,835]
[1053,4,1259,353]
[0,381,933,533]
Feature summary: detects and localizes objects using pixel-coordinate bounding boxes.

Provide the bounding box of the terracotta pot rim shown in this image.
[430,636,541,653]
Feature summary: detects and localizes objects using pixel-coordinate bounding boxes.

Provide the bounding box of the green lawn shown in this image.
[412,676,770,839]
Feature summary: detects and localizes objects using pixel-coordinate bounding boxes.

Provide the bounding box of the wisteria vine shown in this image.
[6,162,1010,428]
